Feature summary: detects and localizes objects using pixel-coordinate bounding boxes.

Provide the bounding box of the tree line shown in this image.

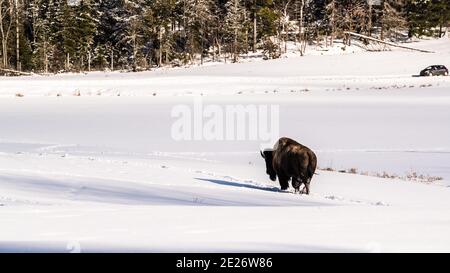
[0,0,449,73]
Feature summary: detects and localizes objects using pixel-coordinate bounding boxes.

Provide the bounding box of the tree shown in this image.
[296,0,306,54]
[378,0,407,41]
[62,2,78,70]
[407,0,450,38]
[30,0,62,73]
[0,0,13,68]
[191,0,217,64]
[225,0,246,62]
[0,0,448,73]
[433,0,450,37]
[95,0,120,70]
[13,0,21,70]
[325,0,336,45]
[143,0,176,66]
[76,0,98,71]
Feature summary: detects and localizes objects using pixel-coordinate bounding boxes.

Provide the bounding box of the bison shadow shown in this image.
[195,178,285,193]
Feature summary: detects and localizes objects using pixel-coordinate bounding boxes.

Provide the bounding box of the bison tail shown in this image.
[307,151,318,178]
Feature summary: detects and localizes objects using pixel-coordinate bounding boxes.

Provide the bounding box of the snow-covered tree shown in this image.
[0,0,448,73]
[225,0,246,62]
[76,0,98,71]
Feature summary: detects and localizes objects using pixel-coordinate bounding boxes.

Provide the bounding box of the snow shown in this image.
[2,38,450,97]
[0,37,450,252]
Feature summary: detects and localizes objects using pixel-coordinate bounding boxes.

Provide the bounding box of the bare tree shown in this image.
[252,0,256,53]
[379,0,407,41]
[281,0,291,54]
[0,0,13,68]
[298,0,306,55]
[14,0,19,71]
[326,0,336,46]
[335,0,367,45]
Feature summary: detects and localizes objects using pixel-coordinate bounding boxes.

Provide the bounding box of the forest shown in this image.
[0,0,449,73]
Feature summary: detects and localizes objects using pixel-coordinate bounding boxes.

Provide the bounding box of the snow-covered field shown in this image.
[0,38,450,252]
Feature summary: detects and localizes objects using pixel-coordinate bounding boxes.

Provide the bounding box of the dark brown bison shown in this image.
[261,137,317,194]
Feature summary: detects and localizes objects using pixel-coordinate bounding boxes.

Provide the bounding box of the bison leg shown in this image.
[303,183,310,195]
[298,180,308,195]
[278,174,290,191]
[303,178,311,195]
[292,177,302,193]
[300,185,306,194]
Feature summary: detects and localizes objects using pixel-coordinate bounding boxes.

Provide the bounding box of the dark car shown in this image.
[420,65,448,76]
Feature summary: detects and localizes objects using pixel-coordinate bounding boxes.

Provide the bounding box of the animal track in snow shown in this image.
[324,195,389,207]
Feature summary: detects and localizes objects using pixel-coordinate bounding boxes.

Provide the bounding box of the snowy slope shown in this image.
[0,37,450,252]
[1,142,449,252]
[1,38,450,97]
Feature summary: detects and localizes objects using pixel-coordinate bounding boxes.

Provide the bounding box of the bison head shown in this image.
[261,150,277,181]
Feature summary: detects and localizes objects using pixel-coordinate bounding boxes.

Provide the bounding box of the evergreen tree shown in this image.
[407,0,450,38]
[94,0,119,70]
[76,0,98,71]
[62,1,78,70]
[143,0,175,66]
[225,0,246,62]
[0,0,449,73]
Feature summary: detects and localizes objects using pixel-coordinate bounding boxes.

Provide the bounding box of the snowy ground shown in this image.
[0,38,450,252]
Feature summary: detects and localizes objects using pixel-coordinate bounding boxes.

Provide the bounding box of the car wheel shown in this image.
[445,72,449,76]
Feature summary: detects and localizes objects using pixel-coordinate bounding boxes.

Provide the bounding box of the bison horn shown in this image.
[260,151,265,158]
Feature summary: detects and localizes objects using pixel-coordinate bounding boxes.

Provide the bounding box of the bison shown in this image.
[261,137,317,194]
